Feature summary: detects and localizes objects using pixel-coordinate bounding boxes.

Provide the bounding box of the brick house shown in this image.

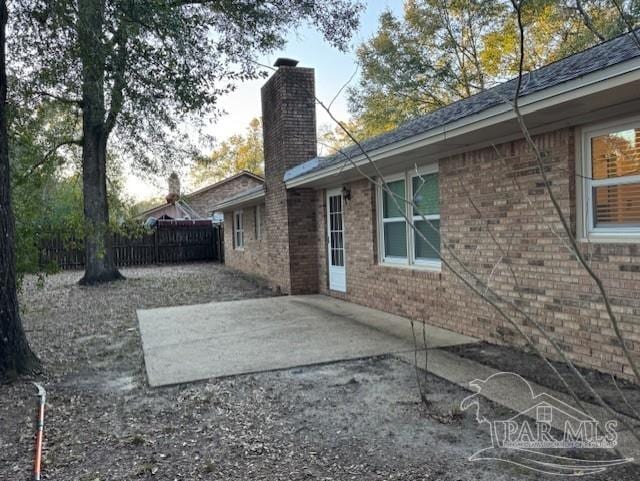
[138,170,263,221]
[215,35,640,378]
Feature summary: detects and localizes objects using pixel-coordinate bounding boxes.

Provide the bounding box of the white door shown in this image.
[327,189,346,292]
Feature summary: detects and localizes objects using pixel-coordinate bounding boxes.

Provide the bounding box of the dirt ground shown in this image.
[1,263,638,480]
[446,342,640,421]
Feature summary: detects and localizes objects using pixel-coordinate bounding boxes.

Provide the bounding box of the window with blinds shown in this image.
[377,165,441,269]
[584,120,640,237]
[381,179,407,259]
[412,173,440,263]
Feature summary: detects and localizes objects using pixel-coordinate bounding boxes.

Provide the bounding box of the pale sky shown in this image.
[124,0,404,202]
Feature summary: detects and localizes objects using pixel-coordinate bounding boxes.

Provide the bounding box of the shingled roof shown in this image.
[285,30,640,182]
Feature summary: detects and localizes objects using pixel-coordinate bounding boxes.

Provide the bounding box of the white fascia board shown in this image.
[285,57,640,189]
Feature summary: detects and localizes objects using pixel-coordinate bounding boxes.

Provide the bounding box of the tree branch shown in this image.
[31,90,83,106]
[105,20,129,135]
[574,0,605,41]
[15,138,82,185]
[510,0,640,383]
[611,0,640,49]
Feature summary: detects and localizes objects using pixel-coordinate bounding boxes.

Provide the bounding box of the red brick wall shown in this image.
[317,128,640,379]
[261,65,319,294]
[186,175,263,218]
[287,188,319,294]
[224,204,268,279]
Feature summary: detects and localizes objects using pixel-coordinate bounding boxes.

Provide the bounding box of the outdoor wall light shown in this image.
[342,185,351,201]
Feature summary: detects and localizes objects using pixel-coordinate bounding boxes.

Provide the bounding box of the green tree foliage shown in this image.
[10,100,83,274]
[10,0,363,283]
[319,119,383,153]
[9,100,132,274]
[349,0,640,137]
[190,117,264,187]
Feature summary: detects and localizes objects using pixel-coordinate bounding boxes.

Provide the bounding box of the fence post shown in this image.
[154,228,159,264]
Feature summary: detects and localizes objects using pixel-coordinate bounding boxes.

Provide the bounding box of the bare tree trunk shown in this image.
[79,123,122,284]
[77,0,123,285]
[0,0,40,378]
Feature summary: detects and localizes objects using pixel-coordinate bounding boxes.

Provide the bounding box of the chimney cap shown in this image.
[274,57,299,68]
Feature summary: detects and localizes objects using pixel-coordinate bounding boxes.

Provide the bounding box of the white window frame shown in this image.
[234,210,244,250]
[255,205,262,240]
[378,172,408,263]
[579,115,640,242]
[376,163,441,271]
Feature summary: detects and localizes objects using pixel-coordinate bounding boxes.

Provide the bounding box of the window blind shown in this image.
[591,128,640,227]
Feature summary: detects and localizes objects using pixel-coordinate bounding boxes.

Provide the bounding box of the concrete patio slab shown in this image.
[137,294,476,387]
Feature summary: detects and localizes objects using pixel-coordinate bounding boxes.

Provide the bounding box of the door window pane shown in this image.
[329,194,345,267]
[332,248,344,267]
[384,221,407,257]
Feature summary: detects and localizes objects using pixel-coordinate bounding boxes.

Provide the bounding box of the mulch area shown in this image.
[445,341,640,420]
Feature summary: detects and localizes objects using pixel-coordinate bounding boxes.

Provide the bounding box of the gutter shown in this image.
[285,56,640,189]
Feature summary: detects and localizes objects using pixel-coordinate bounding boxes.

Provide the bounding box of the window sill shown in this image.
[581,231,640,244]
[234,247,245,252]
[378,260,442,275]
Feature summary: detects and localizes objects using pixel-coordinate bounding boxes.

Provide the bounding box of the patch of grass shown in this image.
[203,461,216,473]
[135,462,155,476]
[128,434,145,446]
[426,403,466,424]
[450,404,465,421]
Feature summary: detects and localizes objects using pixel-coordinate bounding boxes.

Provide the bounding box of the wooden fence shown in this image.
[40,221,224,270]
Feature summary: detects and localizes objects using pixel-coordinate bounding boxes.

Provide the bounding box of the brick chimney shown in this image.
[166,172,180,204]
[262,59,319,294]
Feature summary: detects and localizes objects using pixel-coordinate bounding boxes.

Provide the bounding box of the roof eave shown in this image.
[285,56,640,189]
[186,170,264,198]
[213,189,266,212]
[136,203,169,218]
